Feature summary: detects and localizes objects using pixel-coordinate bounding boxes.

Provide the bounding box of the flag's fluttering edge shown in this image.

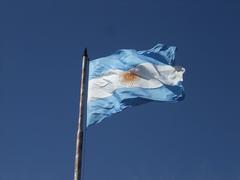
[87,44,185,126]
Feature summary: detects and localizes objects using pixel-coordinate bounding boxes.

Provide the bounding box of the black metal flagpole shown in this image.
[74,48,89,180]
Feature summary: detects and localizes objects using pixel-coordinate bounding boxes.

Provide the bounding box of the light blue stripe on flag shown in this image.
[89,44,176,80]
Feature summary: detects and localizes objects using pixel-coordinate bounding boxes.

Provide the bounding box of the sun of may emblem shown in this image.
[120,71,139,86]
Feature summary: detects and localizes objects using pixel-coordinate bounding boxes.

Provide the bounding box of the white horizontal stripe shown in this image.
[88,62,185,101]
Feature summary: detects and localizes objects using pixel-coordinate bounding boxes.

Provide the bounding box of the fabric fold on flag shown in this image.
[87,44,185,126]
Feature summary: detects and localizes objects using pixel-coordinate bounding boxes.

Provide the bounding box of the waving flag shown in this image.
[87,44,185,126]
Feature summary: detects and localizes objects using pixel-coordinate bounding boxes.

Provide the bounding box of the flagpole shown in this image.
[74,48,88,180]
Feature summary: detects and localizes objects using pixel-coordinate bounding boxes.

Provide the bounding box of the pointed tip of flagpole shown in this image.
[83,48,88,57]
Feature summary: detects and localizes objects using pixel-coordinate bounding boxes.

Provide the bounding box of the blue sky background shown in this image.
[1,0,240,179]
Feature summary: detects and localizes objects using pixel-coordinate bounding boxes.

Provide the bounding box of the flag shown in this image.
[87,44,185,126]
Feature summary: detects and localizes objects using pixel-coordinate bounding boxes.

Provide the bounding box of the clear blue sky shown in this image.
[1,0,240,179]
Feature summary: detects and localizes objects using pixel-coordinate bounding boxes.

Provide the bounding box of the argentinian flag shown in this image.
[87,44,185,126]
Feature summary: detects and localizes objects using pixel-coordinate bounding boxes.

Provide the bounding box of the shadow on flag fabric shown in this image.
[87,44,185,126]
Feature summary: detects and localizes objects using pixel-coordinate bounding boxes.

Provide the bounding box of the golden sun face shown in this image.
[120,71,139,86]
